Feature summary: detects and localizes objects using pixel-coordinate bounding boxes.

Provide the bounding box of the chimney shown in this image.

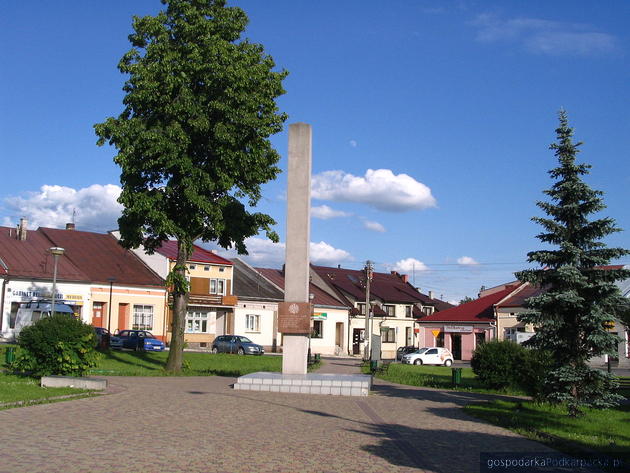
[428,290,433,299]
[66,223,76,231]
[16,218,27,241]
[401,274,408,283]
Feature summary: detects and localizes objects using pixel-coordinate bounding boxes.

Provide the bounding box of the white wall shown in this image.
[309,307,348,355]
[234,301,278,348]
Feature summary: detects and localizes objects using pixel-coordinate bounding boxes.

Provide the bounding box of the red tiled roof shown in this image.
[498,283,547,308]
[0,226,87,282]
[311,265,452,309]
[255,267,348,308]
[39,228,164,287]
[155,240,233,265]
[417,286,521,323]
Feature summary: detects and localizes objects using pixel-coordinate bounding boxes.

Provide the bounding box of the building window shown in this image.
[475,332,486,346]
[186,311,210,333]
[246,314,260,332]
[210,278,226,295]
[133,305,153,330]
[422,306,434,316]
[381,327,395,343]
[219,267,225,272]
[405,306,412,318]
[384,305,395,317]
[204,265,210,271]
[356,303,366,315]
[312,320,323,338]
[189,264,196,270]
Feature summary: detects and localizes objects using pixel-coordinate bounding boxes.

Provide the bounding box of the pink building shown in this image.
[415,286,520,360]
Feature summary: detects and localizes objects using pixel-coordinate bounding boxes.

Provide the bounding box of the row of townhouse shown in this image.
[0,221,453,357]
[416,273,630,367]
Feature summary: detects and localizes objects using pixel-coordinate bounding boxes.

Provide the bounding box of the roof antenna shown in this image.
[72,208,77,225]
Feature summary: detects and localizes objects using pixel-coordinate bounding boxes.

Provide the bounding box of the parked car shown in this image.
[396,345,418,361]
[94,327,111,349]
[110,330,165,351]
[401,347,454,366]
[211,335,264,355]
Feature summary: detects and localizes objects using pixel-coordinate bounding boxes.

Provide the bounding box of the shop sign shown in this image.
[312,312,327,320]
[443,325,473,333]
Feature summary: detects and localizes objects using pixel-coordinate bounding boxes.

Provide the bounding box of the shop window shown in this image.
[475,332,486,346]
[132,305,153,330]
[312,320,323,338]
[9,302,20,328]
[436,332,444,347]
[186,311,209,333]
[246,314,260,332]
[381,327,395,343]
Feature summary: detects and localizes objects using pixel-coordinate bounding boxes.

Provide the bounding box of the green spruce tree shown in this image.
[95,0,287,372]
[516,110,630,416]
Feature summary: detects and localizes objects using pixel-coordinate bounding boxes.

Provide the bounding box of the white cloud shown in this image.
[311,169,436,212]
[391,258,430,273]
[208,237,352,268]
[471,14,616,56]
[349,140,357,148]
[362,219,386,233]
[310,241,352,265]
[311,205,351,220]
[2,184,122,232]
[457,256,479,266]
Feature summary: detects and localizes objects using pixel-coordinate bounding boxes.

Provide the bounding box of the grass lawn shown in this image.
[0,373,91,407]
[465,400,630,467]
[365,362,527,396]
[89,350,284,376]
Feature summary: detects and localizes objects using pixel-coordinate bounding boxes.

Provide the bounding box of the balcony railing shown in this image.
[168,294,238,306]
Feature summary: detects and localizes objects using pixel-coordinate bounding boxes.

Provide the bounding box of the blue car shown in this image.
[110,330,165,351]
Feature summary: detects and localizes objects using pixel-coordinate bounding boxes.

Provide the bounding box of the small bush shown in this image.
[471,340,552,395]
[471,340,527,389]
[14,314,100,377]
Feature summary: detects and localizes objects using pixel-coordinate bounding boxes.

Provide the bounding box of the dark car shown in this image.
[396,345,417,361]
[110,330,165,351]
[94,327,111,349]
[211,335,264,355]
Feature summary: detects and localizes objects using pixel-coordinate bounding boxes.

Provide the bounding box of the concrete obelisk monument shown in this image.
[278,123,312,375]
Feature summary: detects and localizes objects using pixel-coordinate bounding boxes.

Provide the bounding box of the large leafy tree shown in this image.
[95,0,287,372]
[517,110,630,415]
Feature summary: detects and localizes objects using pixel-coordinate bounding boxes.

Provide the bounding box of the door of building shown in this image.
[406,327,412,346]
[352,328,363,355]
[335,322,343,350]
[92,302,104,328]
[117,303,129,333]
[451,333,462,360]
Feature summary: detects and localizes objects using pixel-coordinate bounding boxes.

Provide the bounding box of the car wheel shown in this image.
[211,347,218,354]
[237,347,245,355]
[413,359,423,365]
[444,359,452,367]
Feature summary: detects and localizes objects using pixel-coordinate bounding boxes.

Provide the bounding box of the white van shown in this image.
[13,300,75,337]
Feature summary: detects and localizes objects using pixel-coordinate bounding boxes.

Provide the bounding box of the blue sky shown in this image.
[1,1,629,303]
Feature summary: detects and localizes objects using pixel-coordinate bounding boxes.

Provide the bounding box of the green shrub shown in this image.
[14,314,100,377]
[518,347,553,399]
[471,340,527,389]
[471,340,552,395]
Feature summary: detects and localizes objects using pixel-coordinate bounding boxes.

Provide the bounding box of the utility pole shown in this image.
[363,260,373,361]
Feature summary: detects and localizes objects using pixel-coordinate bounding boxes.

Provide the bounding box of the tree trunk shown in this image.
[165,241,190,373]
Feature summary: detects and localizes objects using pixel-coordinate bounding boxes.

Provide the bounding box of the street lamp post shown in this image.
[49,247,65,316]
[107,278,116,332]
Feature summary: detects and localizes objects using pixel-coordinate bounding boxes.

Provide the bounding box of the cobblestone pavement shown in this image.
[0,360,560,473]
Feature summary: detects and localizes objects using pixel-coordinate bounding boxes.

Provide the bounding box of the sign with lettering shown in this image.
[443,325,473,333]
[312,312,327,320]
[278,302,312,334]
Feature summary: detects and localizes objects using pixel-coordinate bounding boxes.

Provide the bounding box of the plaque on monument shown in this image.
[278,301,312,334]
